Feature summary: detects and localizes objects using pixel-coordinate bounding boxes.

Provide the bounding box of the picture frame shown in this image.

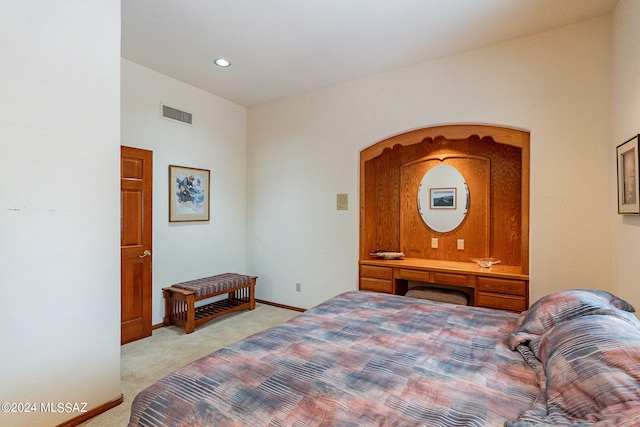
[430,187,457,209]
[617,135,640,215]
[169,165,210,222]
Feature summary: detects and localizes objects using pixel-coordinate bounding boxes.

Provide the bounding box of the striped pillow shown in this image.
[510,289,635,351]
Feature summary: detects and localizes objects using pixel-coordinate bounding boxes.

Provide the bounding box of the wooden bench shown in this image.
[163,273,256,334]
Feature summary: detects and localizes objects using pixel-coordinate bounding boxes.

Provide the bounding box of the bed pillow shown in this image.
[508,313,640,426]
[509,289,635,350]
[538,314,640,424]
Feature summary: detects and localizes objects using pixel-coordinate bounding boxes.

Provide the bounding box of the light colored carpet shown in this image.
[81,303,300,426]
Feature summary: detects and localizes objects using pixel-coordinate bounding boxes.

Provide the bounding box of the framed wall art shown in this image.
[617,135,640,215]
[169,165,210,222]
[430,188,457,209]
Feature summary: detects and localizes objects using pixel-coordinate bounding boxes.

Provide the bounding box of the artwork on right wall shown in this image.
[617,135,640,215]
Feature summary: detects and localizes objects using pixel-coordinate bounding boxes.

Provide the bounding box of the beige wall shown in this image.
[247,16,614,309]
[121,59,249,325]
[612,0,640,310]
[0,1,121,426]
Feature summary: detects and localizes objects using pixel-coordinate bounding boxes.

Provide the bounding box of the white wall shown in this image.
[0,2,121,426]
[612,0,640,310]
[247,16,613,309]
[121,60,248,325]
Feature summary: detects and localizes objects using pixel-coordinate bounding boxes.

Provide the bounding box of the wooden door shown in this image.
[121,146,153,344]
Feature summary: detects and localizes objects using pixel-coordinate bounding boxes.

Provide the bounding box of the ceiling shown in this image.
[121,0,617,107]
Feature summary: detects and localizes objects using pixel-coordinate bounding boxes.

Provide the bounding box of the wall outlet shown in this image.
[431,238,438,249]
[296,282,301,292]
[457,239,464,250]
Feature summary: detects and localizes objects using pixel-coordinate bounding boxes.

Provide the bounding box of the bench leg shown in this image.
[185,293,195,334]
[163,289,174,326]
[249,279,256,310]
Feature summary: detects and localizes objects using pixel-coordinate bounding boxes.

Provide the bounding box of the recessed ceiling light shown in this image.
[214,58,231,67]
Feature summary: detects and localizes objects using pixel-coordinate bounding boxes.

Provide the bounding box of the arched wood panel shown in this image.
[360,124,529,274]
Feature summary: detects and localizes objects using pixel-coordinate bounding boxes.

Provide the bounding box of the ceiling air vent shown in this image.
[161,104,193,125]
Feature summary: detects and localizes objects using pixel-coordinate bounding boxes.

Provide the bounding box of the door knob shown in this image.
[138,249,151,258]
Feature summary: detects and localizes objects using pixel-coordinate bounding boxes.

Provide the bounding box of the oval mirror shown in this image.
[417,164,469,232]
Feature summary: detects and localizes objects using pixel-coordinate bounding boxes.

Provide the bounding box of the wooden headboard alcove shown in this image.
[359,124,530,311]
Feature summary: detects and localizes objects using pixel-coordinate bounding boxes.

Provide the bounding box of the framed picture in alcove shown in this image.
[617,135,640,214]
[430,188,457,209]
[169,165,210,222]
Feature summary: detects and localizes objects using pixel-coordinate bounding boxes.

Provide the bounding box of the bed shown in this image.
[128,290,640,426]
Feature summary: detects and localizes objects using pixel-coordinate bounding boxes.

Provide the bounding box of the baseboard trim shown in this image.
[56,394,123,427]
[256,299,306,312]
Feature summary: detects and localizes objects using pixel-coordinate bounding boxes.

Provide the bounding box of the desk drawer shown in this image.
[432,272,468,287]
[360,277,393,293]
[477,292,526,312]
[477,277,527,296]
[398,269,468,287]
[360,265,393,280]
[398,268,431,282]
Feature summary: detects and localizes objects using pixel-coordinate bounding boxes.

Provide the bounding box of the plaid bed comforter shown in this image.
[129,291,539,427]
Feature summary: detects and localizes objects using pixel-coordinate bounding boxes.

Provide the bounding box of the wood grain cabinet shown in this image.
[476,277,527,311]
[360,265,394,293]
[359,258,529,312]
[358,124,530,313]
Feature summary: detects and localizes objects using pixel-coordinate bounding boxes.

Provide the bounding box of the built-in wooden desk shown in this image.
[359,258,529,312]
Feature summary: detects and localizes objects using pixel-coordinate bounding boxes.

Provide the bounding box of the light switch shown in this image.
[431,238,438,249]
[457,239,464,250]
